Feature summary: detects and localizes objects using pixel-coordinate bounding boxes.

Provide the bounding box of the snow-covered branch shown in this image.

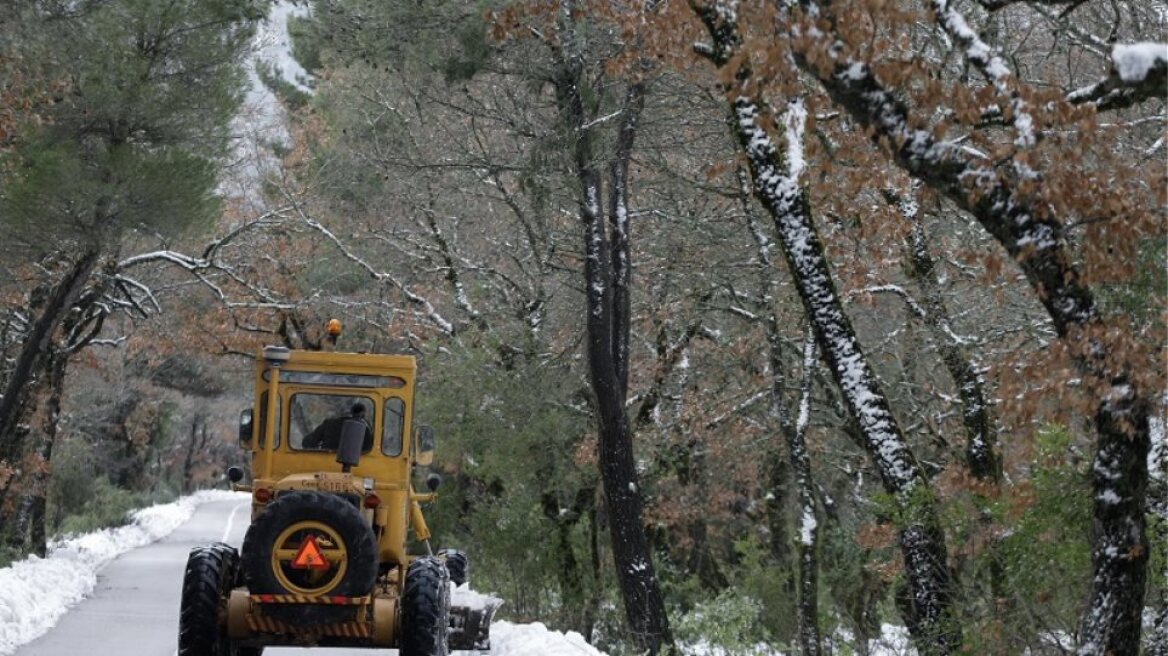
[1068,42,1168,111]
[932,0,1035,146]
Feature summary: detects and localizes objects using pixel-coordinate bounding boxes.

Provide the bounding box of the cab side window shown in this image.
[382,398,404,456]
[257,392,282,448]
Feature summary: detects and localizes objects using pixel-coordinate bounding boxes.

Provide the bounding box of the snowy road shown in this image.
[14,498,413,656]
[9,496,604,656]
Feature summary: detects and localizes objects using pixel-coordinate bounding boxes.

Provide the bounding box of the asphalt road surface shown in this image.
[15,498,381,656]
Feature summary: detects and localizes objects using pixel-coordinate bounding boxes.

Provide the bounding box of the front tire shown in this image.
[400,556,451,656]
[178,542,238,656]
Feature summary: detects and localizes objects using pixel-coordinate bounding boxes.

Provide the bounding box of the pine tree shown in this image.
[0,0,263,553]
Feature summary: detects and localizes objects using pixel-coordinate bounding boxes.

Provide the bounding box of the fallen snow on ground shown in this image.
[0,489,245,655]
[489,621,606,656]
[831,623,916,656]
[451,582,503,611]
[681,641,782,656]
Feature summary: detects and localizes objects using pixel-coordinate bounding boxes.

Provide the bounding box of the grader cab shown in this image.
[177,345,498,656]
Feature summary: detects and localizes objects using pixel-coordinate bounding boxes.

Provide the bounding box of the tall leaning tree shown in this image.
[0,0,264,552]
[690,4,961,653]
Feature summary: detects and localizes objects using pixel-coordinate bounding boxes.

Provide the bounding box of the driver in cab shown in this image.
[302,403,373,452]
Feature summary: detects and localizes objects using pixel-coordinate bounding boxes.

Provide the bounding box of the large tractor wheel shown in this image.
[400,556,451,656]
[438,548,468,587]
[241,491,377,625]
[179,543,252,656]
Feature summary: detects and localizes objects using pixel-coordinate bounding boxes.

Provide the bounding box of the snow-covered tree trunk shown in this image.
[692,5,959,652]
[556,3,673,652]
[790,9,1156,651]
[1150,413,1167,655]
[790,331,822,656]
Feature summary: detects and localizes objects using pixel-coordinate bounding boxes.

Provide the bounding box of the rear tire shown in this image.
[438,548,468,587]
[178,542,238,656]
[400,556,450,656]
[241,491,377,625]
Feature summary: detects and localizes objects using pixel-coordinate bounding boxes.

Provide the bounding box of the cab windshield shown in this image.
[288,393,374,453]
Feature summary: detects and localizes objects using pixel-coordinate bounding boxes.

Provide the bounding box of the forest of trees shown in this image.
[0,1,1164,654]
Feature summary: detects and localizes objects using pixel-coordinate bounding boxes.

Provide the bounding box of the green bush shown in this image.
[732,535,798,642]
[49,438,176,538]
[672,587,776,655]
[990,425,1092,650]
[54,477,175,537]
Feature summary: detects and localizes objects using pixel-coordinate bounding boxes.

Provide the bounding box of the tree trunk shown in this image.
[789,332,821,656]
[554,4,672,651]
[0,250,99,492]
[182,414,206,493]
[5,346,69,555]
[1149,420,1167,656]
[1079,395,1150,654]
[26,349,68,557]
[742,95,956,655]
[888,188,999,482]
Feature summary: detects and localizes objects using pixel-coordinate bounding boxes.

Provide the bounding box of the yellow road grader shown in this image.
[177,345,497,655]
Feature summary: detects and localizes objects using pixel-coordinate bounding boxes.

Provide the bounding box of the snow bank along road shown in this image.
[4,493,604,656]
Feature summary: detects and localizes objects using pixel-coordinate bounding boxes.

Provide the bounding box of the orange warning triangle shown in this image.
[291,535,330,570]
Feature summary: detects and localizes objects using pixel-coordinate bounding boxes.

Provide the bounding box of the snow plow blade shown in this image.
[448,589,503,651]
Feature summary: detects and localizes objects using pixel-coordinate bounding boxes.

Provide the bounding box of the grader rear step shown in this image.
[177,343,500,655]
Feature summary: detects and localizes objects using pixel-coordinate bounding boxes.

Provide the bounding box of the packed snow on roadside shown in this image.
[489,621,607,656]
[0,489,245,655]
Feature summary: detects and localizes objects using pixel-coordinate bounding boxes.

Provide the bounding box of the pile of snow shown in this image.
[0,489,244,655]
[451,586,604,656]
[830,623,916,656]
[451,583,503,611]
[867,624,915,655]
[490,621,606,656]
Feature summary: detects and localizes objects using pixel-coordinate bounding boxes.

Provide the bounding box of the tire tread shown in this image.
[400,556,450,656]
